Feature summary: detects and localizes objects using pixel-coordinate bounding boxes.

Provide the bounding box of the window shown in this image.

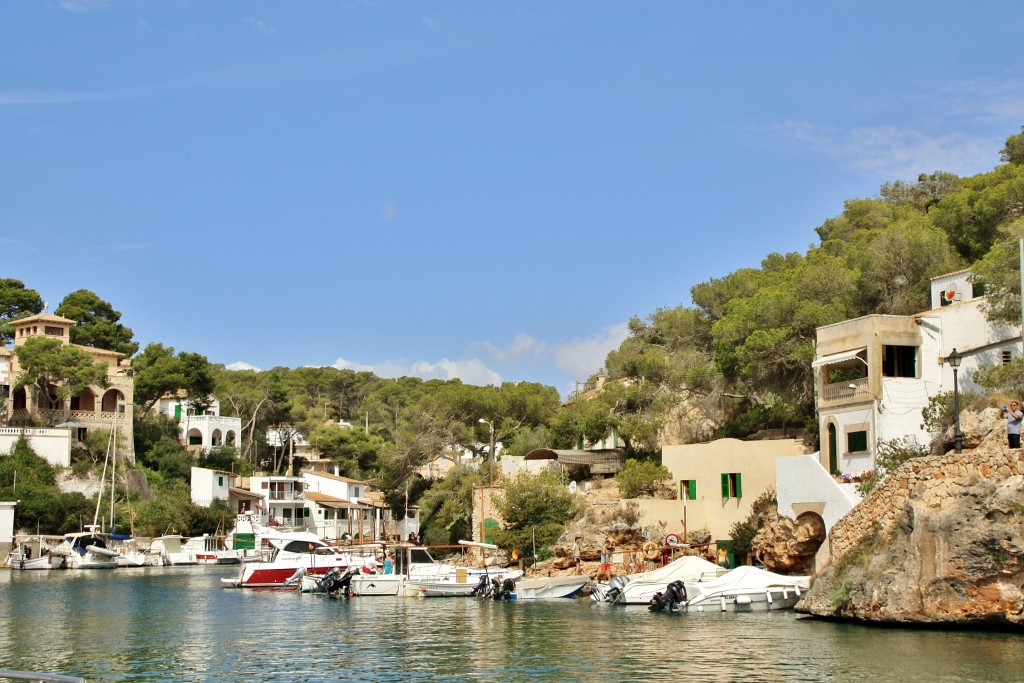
[44,326,64,336]
[218,476,224,487]
[882,345,917,378]
[847,430,868,453]
[720,473,742,499]
[1003,350,1013,365]
[680,480,697,501]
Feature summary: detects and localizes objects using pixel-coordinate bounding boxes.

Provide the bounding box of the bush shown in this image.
[856,436,929,495]
[615,458,671,498]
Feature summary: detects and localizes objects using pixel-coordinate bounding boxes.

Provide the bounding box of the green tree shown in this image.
[1001,125,1024,165]
[615,458,671,498]
[972,218,1024,325]
[13,337,110,423]
[491,470,581,555]
[55,289,138,356]
[0,278,44,344]
[308,423,386,478]
[416,465,482,546]
[132,343,216,417]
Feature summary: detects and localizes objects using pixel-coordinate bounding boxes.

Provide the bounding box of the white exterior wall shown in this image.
[776,454,859,531]
[302,472,361,502]
[190,466,232,507]
[0,428,72,467]
[0,501,15,545]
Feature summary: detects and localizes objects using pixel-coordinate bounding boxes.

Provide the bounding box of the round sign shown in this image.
[665,533,681,547]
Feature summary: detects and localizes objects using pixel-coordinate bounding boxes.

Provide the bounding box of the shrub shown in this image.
[856,436,929,495]
[615,458,671,498]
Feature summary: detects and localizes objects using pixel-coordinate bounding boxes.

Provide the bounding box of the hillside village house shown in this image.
[0,313,135,464]
[813,269,1020,477]
[155,393,241,452]
[190,466,418,542]
[773,269,1022,564]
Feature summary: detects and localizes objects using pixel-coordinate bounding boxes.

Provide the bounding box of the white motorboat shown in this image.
[221,532,369,588]
[649,566,811,613]
[398,541,521,598]
[151,535,199,565]
[186,535,241,564]
[499,574,590,600]
[350,572,405,596]
[597,555,725,605]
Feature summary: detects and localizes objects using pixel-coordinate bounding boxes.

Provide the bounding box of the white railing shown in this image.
[822,377,868,402]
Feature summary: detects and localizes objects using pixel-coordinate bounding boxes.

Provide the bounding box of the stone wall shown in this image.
[827,445,1024,565]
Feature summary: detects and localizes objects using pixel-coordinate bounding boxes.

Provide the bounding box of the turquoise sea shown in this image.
[1,566,1022,682]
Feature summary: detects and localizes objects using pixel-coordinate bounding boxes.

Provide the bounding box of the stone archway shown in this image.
[101,389,126,413]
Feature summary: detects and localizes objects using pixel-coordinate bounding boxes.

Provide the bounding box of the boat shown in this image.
[489,574,590,600]
[649,566,811,612]
[399,541,521,598]
[0,669,86,682]
[150,535,199,566]
[4,535,68,570]
[221,532,366,588]
[595,555,725,605]
[113,538,160,567]
[58,530,120,569]
[349,572,405,596]
[186,534,241,564]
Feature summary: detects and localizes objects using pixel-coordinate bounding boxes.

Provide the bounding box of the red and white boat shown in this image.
[220,532,362,588]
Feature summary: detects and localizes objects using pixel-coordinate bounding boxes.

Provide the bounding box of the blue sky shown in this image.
[3,1,1024,397]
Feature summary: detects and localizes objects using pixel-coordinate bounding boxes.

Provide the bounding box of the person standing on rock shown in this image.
[572,537,581,574]
[1003,401,1023,448]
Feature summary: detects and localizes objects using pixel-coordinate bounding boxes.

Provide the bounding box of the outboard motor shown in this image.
[472,574,491,597]
[605,575,630,604]
[332,567,359,597]
[492,577,516,600]
[311,567,342,593]
[648,580,687,612]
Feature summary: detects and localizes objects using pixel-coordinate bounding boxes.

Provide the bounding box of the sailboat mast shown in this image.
[109,408,116,533]
[93,425,114,530]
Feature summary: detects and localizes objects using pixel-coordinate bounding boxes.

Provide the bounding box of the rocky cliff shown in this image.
[798,469,1024,627]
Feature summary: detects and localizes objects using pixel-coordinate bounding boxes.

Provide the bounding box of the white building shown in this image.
[156,394,241,452]
[776,270,1021,546]
[813,270,1019,477]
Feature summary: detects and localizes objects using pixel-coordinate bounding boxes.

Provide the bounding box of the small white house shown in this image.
[156,394,241,452]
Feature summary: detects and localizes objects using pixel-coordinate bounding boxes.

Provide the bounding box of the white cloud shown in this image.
[226,361,261,372]
[548,322,630,384]
[331,356,502,386]
[771,122,995,180]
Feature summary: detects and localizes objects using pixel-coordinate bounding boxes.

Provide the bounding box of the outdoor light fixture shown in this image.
[946,348,964,454]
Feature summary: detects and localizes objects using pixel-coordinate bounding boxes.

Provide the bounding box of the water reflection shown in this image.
[1,569,1022,682]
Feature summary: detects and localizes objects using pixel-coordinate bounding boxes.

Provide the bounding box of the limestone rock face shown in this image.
[753,510,825,575]
[799,474,1024,626]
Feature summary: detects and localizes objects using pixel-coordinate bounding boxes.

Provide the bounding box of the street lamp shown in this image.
[946,348,963,454]
[478,418,495,484]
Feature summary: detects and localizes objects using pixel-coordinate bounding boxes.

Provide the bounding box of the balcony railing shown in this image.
[822,377,869,402]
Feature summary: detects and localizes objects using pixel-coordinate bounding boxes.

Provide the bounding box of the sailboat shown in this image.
[60,411,123,569]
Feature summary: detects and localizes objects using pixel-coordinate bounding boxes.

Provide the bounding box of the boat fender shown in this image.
[642,542,660,561]
[735,595,752,605]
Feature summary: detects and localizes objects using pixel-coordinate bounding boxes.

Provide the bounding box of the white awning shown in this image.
[812,348,866,369]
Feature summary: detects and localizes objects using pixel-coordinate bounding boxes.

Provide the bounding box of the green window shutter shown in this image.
[735,473,742,498]
[721,473,729,498]
[174,405,181,420]
[688,480,697,500]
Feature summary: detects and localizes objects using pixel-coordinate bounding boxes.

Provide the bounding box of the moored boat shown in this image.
[59,530,120,569]
[649,565,811,613]
[599,555,725,605]
[221,532,365,588]
[4,535,68,570]
[492,574,590,600]
[399,541,521,598]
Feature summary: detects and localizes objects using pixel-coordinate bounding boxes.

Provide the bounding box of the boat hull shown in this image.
[403,580,479,597]
[684,586,803,612]
[350,574,404,596]
[508,575,589,600]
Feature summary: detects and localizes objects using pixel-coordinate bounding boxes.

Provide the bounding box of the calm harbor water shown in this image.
[1,566,1022,682]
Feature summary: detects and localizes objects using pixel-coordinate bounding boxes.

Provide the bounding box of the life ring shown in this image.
[642,541,660,561]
